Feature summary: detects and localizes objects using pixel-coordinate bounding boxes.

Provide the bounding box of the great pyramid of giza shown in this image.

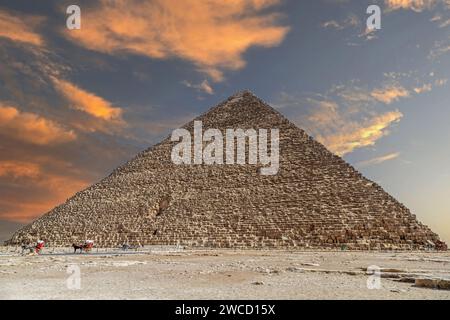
[7,91,446,250]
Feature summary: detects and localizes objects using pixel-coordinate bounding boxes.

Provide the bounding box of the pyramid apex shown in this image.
[229,89,256,99]
[223,90,271,109]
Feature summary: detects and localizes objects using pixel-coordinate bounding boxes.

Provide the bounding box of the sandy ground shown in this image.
[1,246,449,300]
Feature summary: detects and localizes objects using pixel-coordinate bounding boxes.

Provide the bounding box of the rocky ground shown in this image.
[1,247,449,300]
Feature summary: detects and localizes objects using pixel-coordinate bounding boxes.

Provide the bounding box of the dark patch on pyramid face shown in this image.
[7,91,447,250]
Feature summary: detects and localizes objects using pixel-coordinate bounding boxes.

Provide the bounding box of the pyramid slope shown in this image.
[8,91,445,250]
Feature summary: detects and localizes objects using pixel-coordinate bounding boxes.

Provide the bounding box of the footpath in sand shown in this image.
[1,247,450,299]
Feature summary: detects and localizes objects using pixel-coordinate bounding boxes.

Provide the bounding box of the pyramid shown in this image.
[7,91,446,250]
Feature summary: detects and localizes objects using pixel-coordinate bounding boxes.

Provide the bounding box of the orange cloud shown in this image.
[385,0,439,11]
[52,78,123,121]
[371,86,410,104]
[0,9,44,46]
[0,104,76,145]
[316,111,403,156]
[413,83,433,93]
[63,0,289,81]
[0,161,41,179]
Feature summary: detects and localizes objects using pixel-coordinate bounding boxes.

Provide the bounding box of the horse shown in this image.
[72,243,83,253]
[21,244,35,254]
[72,241,94,254]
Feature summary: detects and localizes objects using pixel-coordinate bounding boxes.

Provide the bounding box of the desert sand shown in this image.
[1,247,449,300]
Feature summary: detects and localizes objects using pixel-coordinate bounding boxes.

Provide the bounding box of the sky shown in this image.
[0,0,449,243]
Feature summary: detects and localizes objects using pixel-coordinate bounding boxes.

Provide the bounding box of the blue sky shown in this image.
[0,0,449,242]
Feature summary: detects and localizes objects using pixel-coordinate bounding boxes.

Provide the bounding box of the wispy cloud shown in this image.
[439,18,450,27]
[52,78,123,122]
[0,161,41,179]
[62,0,290,81]
[359,27,378,41]
[321,11,379,45]
[434,78,448,86]
[370,85,410,104]
[413,77,448,92]
[0,9,45,46]
[0,104,76,145]
[385,0,440,12]
[356,152,401,167]
[182,79,214,95]
[322,14,359,30]
[413,83,433,93]
[429,39,450,59]
[316,111,403,156]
